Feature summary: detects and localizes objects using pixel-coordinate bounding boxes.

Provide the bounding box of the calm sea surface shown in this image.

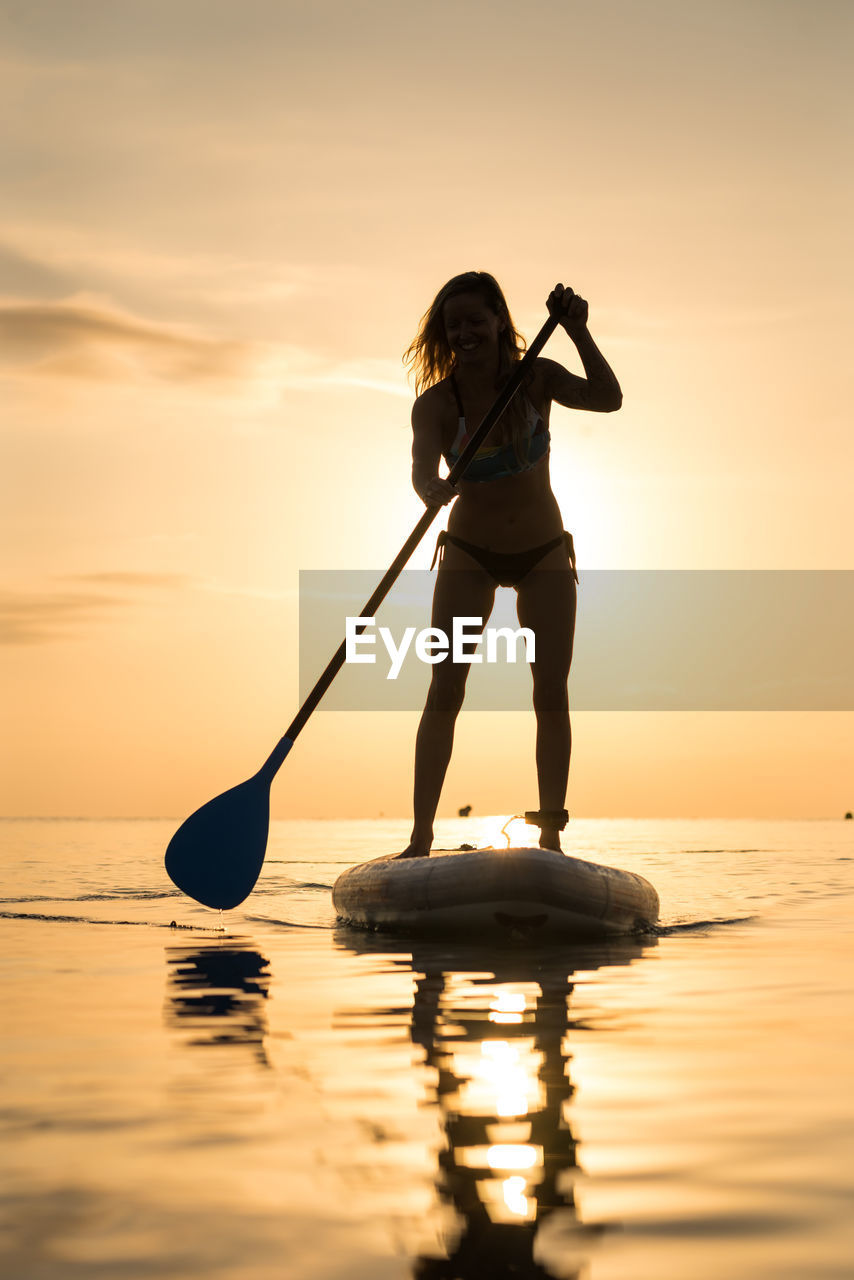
[2,816,853,1279]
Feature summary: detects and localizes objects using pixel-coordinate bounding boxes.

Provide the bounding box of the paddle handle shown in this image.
[445,313,560,484]
[257,311,561,784]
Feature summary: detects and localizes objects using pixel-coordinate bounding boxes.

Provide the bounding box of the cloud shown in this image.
[285,357,411,401]
[0,298,253,383]
[0,243,77,299]
[0,291,409,400]
[64,571,195,590]
[1,573,194,645]
[0,589,124,645]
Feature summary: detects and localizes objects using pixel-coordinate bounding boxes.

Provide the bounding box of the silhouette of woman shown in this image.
[399,274,621,859]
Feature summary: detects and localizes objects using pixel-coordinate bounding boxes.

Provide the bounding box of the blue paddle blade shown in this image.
[165,774,271,910]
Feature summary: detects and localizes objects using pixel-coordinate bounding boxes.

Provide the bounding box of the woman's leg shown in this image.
[515,547,577,851]
[399,545,496,857]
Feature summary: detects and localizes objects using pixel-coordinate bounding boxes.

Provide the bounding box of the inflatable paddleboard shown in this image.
[332,846,659,941]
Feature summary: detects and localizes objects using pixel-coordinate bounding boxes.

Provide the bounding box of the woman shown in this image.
[399,272,621,858]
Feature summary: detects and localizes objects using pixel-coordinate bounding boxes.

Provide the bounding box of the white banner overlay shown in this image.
[299,570,854,711]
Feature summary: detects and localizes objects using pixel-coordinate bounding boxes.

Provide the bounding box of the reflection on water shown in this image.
[337,934,655,1279]
[165,941,271,1067]
[162,931,657,1277]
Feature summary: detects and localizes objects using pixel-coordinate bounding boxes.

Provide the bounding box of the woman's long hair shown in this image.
[403,272,532,457]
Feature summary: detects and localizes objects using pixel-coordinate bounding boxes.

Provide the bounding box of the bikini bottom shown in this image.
[430,529,578,588]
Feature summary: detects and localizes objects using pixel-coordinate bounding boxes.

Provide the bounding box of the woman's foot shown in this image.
[394,836,432,859]
[525,809,568,853]
[396,839,430,860]
[538,827,562,853]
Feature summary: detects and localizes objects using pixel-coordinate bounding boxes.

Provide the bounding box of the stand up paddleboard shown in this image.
[332,847,659,941]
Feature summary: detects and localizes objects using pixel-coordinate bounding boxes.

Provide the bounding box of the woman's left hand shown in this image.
[421,476,457,508]
[547,283,589,338]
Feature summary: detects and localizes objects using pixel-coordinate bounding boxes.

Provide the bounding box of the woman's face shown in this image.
[442,291,504,364]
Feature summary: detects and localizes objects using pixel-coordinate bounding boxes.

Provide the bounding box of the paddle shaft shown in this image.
[259,312,561,781]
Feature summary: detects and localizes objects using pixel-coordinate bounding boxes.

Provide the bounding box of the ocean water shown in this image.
[1,816,853,1279]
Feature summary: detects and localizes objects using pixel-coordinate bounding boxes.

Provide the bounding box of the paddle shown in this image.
[165,311,561,909]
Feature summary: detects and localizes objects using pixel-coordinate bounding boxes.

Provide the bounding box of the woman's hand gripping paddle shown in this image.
[165,312,560,909]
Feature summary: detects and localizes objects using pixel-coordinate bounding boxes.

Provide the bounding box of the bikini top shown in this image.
[443,374,550,483]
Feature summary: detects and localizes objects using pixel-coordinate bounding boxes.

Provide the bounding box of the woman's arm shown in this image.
[411,391,456,507]
[540,283,622,412]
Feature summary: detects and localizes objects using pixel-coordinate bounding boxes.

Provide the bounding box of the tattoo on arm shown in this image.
[543,336,622,412]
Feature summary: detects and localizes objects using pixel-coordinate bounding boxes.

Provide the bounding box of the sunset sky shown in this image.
[2,0,852,819]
